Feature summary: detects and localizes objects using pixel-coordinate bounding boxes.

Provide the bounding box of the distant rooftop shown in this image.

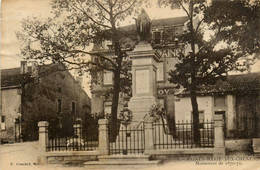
[92,16,189,51]
[177,72,260,96]
[1,67,31,88]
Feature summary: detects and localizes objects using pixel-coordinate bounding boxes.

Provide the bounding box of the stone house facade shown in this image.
[0,61,91,143]
[175,72,260,139]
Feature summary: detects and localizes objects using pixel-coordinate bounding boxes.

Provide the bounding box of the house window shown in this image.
[103,71,113,85]
[1,115,6,130]
[198,111,204,128]
[214,96,226,107]
[58,87,62,93]
[157,62,164,81]
[154,31,161,44]
[198,111,204,123]
[57,99,62,113]
[71,102,76,114]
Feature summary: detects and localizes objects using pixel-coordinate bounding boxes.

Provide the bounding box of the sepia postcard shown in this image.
[1,0,260,170]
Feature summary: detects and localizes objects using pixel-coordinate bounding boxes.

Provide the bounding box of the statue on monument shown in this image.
[134,9,151,42]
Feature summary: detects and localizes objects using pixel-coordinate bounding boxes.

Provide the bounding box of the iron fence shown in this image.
[47,124,98,152]
[153,120,214,149]
[109,122,145,155]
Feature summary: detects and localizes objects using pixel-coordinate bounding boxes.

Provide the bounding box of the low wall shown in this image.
[44,151,100,165]
[225,139,252,154]
[146,148,214,160]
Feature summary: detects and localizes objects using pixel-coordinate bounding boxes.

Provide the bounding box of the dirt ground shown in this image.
[0,142,259,170]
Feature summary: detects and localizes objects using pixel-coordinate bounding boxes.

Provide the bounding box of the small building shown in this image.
[0,61,91,143]
[175,72,260,139]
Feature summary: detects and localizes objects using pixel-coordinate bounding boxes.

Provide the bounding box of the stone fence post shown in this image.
[38,121,49,152]
[214,115,225,157]
[144,116,154,154]
[98,119,109,155]
[37,121,49,165]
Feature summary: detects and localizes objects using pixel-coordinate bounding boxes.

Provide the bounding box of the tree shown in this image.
[17,0,144,140]
[159,0,259,144]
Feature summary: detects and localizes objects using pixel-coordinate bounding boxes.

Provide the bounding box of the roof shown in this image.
[92,16,189,51]
[1,65,90,100]
[1,67,32,88]
[177,72,260,96]
[1,64,66,88]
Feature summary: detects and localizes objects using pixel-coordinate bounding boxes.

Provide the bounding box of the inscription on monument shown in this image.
[136,69,149,94]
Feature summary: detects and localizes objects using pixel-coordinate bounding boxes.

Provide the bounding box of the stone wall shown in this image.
[225,139,252,153]
[46,152,99,164]
[175,96,213,121]
[0,88,21,142]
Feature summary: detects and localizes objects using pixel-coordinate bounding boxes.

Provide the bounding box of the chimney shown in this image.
[20,61,28,74]
[31,61,38,77]
[76,76,83,87]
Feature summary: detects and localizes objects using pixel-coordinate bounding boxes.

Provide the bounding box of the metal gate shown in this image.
[109,122,145,155]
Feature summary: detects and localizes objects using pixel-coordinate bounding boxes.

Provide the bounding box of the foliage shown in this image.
[16,1,145,137]
[119,108,133,126]
[149,104,166,122]
[159,0,260,90]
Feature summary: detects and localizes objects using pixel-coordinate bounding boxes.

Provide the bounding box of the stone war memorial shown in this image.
[127,9,161,126]
[36,9,226,166]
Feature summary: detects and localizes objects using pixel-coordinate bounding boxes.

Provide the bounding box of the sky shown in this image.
[0,0,185,69]
[1,0,259,96]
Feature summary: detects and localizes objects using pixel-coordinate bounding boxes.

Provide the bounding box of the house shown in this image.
[175,72,260,139]
[0,61,91,143]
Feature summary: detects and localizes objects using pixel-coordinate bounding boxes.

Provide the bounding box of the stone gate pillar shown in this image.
[144,116,154,154]
[213,115,225,157]
[127,43,161,126]
[37,121,49,164]
[38,121,49,152]
[98,119,109,155]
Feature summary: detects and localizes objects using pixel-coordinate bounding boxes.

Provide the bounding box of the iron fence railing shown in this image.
[47,125,98,152]
[109,122,145,155]
[153,120,214,149]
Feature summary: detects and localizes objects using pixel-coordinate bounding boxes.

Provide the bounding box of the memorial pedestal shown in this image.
[127,43,161,127]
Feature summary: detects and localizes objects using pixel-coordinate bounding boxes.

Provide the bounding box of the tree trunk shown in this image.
[190,89,200,145]
[109,17,124,141]
[110,69,121,141]
[188,0,200,145]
